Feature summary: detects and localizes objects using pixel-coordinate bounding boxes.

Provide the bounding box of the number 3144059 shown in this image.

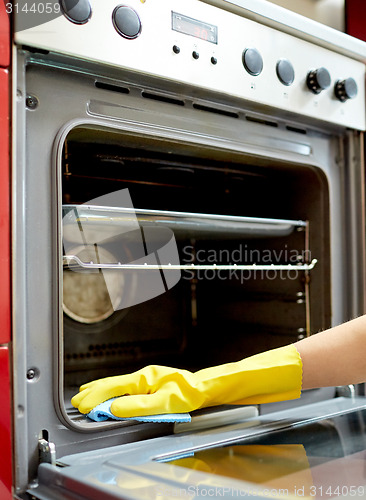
[6,3,61,14]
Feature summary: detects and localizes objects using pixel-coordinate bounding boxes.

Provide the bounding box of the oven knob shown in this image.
[306,67,331,94]
[112,6,142,39]
[334,78,358,102]
[276,59,295,86]
[60,0,92,24]
[242,48,263,76]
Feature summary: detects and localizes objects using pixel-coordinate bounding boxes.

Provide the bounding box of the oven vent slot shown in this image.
[22,44,49,55]
[65,339,179,362]
[245,115,278,127]
[286,125,307,135]
[141,91,185,107]
[95,81,130,95]
[65,342,139,361]
[192,103,239,119]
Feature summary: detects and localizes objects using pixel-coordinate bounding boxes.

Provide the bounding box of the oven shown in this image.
[9,0,366,498]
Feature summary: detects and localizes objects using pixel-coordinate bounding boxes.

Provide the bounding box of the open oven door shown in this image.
[29,397,366,500]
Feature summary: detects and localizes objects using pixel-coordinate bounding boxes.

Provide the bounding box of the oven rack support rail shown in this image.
[63,255,318,272]
[62,205,308,240]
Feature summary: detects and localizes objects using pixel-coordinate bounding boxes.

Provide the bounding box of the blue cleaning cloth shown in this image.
[87,398,191,423]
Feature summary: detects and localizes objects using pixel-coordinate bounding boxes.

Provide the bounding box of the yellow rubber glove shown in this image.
[71,344,302,417]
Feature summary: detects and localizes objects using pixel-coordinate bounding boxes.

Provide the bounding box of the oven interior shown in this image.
[61,126,331,406]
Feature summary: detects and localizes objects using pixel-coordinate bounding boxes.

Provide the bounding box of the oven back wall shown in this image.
[12,55,363,493]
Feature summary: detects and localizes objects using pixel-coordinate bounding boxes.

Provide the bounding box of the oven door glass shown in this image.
[33,398,366,499]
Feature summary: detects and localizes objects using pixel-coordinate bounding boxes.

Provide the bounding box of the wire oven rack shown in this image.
[62,205,316,272]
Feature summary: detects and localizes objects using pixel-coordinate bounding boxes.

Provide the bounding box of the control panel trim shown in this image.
[14,0,366,130]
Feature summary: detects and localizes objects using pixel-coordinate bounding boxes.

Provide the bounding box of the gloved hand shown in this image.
[71,344,302,417]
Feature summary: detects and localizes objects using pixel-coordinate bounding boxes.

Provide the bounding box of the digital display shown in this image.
[172,12,218,44]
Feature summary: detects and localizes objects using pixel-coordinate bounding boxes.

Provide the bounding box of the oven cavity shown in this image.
[60,126,330,413]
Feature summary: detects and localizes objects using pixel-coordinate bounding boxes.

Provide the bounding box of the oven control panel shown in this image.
[14,0,366,130]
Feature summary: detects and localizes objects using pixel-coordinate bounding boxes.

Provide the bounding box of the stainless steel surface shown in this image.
[12,50,365,493]
[11,0,366,497]
[14,0,366,129]
[204,0,366,60]
[38,439,56,467]
[174,405,258,433]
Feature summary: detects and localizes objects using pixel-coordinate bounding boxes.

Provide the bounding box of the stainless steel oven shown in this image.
[11,0,366,498]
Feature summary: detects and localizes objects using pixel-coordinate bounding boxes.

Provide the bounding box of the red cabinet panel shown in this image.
[0,347,13,499]
[345,0,366,42]
[0,0,10,67]
[0,5,11,499]
[0,68,10,344]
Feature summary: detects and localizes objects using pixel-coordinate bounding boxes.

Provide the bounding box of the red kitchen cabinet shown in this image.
[0,65,10,345]
[0,0,9,67]
[0,347,12,499]
[346,0,366,41]
[0,1,12,498]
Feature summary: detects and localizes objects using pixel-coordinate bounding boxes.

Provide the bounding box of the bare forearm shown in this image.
[295,315,366,390]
